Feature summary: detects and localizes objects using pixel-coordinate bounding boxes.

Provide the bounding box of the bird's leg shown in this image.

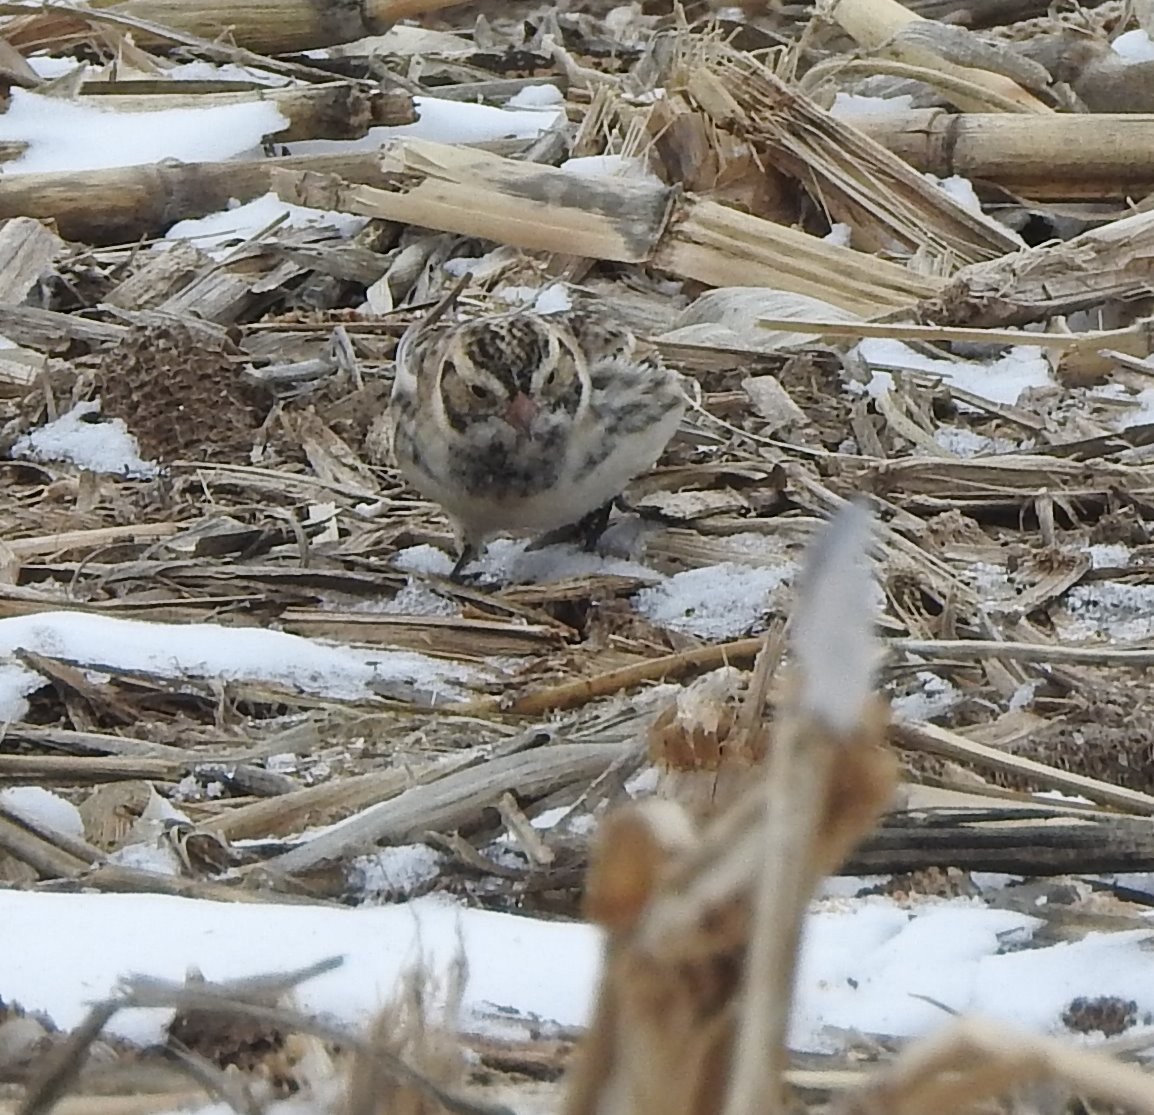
[449,542,478,582]
[576,500,614,551]
[528,501,615,553]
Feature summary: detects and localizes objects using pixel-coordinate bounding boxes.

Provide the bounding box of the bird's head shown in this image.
[432,313,588,439]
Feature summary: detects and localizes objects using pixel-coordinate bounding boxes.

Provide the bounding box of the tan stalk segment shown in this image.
[270,139,939,315]
[0,151,395,245]
[69,83,416,144]
[563,507,899,1115]
[852,109,1154,200]
[1,0,474,55]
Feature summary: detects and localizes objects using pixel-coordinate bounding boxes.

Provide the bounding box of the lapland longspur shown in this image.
[378,308,686,577]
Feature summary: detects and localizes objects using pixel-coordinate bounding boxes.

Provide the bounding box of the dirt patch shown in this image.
[1008,686,1154,793]
[94,321,268,465]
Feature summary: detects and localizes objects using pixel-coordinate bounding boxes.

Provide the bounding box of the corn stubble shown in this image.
[560,503,1154,1115]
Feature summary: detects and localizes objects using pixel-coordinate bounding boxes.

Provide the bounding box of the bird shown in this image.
[377,307,686,579]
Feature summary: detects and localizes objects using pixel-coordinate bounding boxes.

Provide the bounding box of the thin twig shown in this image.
[892,638,1154,666]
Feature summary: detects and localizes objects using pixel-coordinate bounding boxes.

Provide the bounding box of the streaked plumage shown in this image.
[373,309,685,575]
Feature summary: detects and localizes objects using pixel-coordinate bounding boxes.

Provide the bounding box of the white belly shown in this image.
[398,404,684,546]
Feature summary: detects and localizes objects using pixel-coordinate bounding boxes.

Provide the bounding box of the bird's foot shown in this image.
[449,543,479,583]
[527,501,614,554]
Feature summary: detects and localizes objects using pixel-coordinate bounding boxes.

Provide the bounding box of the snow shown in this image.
[10,401,158,478]
[352,844,446,900]
[1,89,287,174]
[5,887,1154,1056]
[0,661,38,722]
[891,671,961,721]
[823,222,852,247]
[287,95,563,156]
[792,901,1038,1050]
[0,611,477,721]
[531,805,596,836]
[376,579,460,617]
[0,786,84,838]
[830,92,915,118]
[0,891,601,1045]
[392,545,795,638]
[1009,679,1042,711]
[441,249,510,279]
[492,282,574,314]
[165,60,291,86]
[559,154,665,187]
[107,839,183,875]
[933,425,1022,457]
[633,562,793,639]
[855,339,1055,406]
[506,84,565,108]
[392,540,658,584]
[1090,382,1154,429]
[26,55,83,79]
[532,282,574,314]
[1089,542,1132,569]
[1113,29,1154,63]
[405,96,563,141]
[928,173,983,215]
[1058,582,1154,642]
[165,192,368,256]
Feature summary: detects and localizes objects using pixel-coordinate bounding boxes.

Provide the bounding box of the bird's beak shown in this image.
[503,392,538,434]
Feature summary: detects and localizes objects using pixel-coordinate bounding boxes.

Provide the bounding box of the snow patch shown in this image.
[352,844,445,901]
[392,539,658,585]
[823,222,852,247]
[892,672,961,722]
[1113,29,1154,63]
[1088,543,1131,570]
[376,579,460,617]
[927,173,983,215]
[166,60,291,86]
[933,425,1023,457]
[0,611,477,722]
[634,562,792,639]
[1058,582,1154,642]
[0,787,84,838]
[506,84,565,108]
[286,96,562,156]
[559,154,665,188]
[830,92,915,118]
[2,89,287,174]
[165,192,367,256]
[855,339,1054,406]
[11,401,157,478]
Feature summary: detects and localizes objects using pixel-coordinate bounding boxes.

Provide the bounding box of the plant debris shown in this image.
[6,0,1154,1110]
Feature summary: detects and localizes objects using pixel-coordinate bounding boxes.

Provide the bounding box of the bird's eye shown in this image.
[470,384,491,400]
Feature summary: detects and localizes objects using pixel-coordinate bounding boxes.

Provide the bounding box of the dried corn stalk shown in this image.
[923,207,1154,327]
[667,35,1021,269]
[824,0,1052,113]
[648,660,772,821]
[0,0,474,56]
[564,501,1154,1115]
[563,504,899,1115]
[851,109,1154,201]
[272,142,939,316]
